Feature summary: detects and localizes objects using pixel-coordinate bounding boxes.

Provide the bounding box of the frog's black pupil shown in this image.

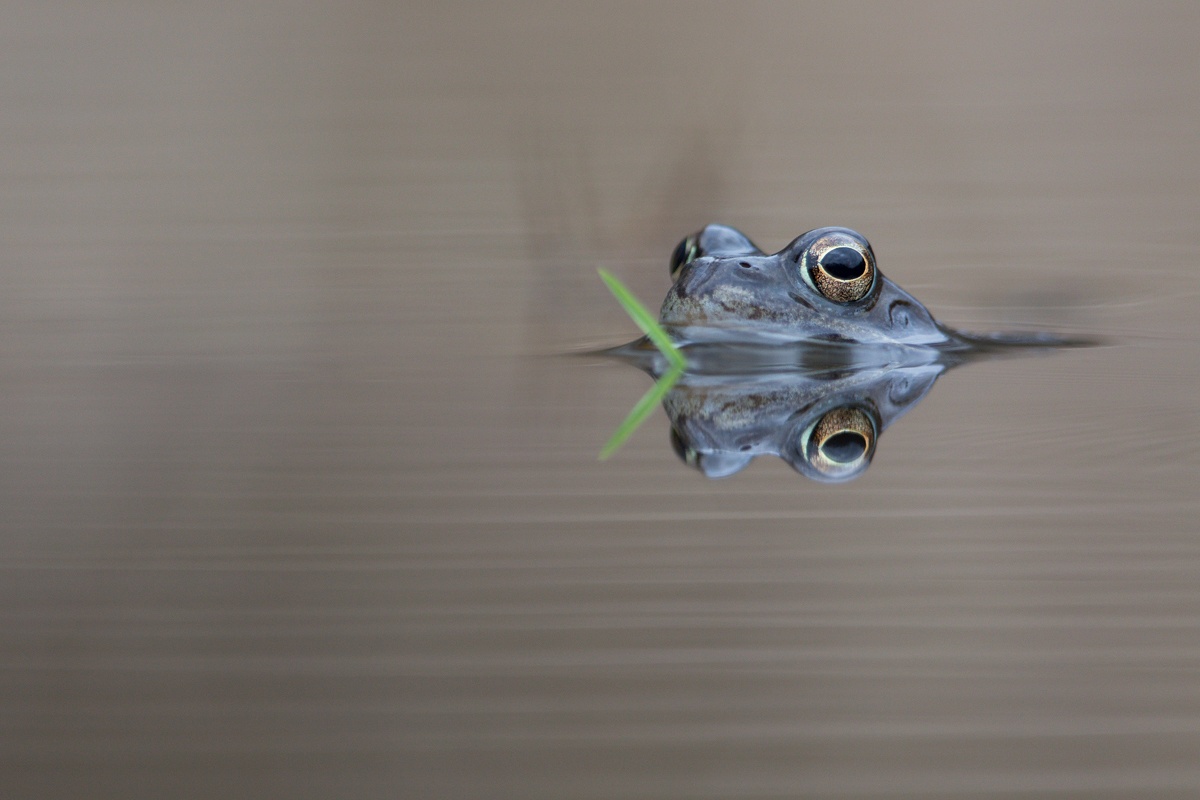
[669,237,690,277]
[820,247,867,281]
[820,431,867,463]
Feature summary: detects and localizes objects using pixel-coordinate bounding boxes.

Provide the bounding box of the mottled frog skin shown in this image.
[663,224,1017,348]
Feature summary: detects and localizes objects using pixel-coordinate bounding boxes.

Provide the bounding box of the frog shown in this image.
[598,224,1091,480]
[660,223,1066,350]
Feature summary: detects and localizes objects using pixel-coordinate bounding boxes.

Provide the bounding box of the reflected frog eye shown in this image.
[809,243,875,303]
[669,235,699,280]
[803,406,876,478]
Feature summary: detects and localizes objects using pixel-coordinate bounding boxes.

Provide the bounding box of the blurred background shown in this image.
[2,2,1199,798]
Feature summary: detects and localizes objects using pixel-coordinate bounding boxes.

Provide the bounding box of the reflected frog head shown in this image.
[663,224,949,346]
[664,363,943,483]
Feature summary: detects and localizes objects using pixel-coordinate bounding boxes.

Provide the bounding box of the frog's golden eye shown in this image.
[669,235,699,280]
[804,406,876,477]
[810,244,874,303]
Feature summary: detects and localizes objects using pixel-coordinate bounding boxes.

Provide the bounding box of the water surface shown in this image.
[2,3,1200,798]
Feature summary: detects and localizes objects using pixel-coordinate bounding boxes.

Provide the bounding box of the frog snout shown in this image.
[670,257,720,300]
[674,256,771,300]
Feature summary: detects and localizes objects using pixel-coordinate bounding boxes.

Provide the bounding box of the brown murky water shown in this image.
[3,3,1200,798]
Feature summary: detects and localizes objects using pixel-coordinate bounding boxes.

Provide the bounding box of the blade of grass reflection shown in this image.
[600,365,682,460]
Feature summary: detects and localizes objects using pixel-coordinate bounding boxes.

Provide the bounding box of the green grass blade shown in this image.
[599,365,683,460]
[598,269,687,369]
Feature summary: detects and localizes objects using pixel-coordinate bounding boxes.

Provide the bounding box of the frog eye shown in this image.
[803,406,876,478]
[809,243,875,303]
[669,235,699,280]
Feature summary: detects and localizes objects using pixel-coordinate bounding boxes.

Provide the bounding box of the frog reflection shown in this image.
[661,363,943,482]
